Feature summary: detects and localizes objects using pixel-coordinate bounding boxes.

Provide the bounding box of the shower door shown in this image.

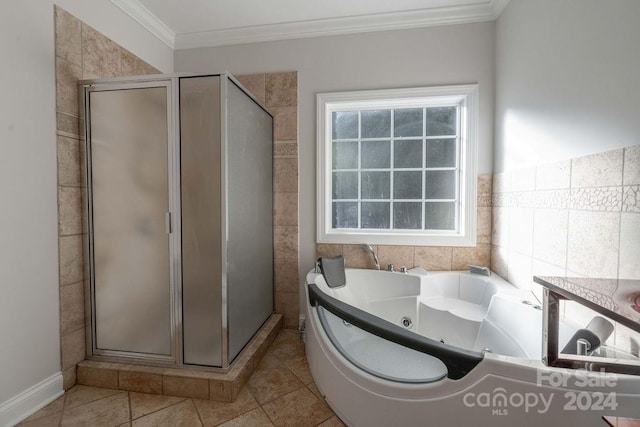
[86,81,177,360]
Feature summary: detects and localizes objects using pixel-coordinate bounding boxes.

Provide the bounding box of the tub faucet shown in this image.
[361,244,380,270]
[468,265,491,276]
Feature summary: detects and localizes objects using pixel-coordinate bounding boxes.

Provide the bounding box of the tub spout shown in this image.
[468,265,491,276]
[361,244,380,270]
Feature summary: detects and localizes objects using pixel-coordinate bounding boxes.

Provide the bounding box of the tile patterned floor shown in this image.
[18,330,345,427]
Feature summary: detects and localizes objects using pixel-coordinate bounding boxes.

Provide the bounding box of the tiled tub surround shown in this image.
[55,6,161,391]
[491,144,640,355]
[316,174,493,271]
[56,6,301,391]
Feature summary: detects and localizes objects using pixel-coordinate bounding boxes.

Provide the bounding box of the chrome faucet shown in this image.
[361,244,380,270]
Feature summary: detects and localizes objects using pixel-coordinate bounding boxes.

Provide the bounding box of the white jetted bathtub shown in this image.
[305,268,640,427]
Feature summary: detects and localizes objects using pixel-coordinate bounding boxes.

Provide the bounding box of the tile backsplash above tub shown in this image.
[491,144,640,298]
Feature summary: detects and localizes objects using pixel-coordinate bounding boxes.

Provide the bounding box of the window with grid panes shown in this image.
[317,85,478,246]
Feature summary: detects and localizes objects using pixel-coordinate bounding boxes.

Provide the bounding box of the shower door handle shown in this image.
[166,212,172,234]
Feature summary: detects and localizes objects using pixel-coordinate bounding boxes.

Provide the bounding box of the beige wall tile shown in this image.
[510,167,536,192]
[162,376,209,399]
[490,245,508,279]
[536,159,571,190]
[274,259,299,293]
[265,72,297,107]
[619,213,640,279]
[491,207,509,249]
[274,157,298,193]
[567,210,620,278]
[530,259,567,301]
[81,24,121,77]
[57,111,80,137]
[56,58,82,114]
[507,251,533,290]
[571,149,623,188]
[316,244,343,258]
[452,244,490,270]
[77,366,118,389]
[343,244,376,269]
[60,281,85,335]
[59,235,84,285]
[121,49,157,76]
[274,192,298,226]
[63,367,77,390]
[119,371,163,395]
[493,172,511,193]
[58,135,81,187]
[274,226,298,260]
[414,246,452,271]
[272,106,297,140]
[477,174,492,195]
[508,207,534,256]
[477,207,492,243]
[62,327,86,370]
[235,74,266,105]
[377,245,414,270]
[275,292,299,329]
[274,141,298,157]
[58,186,83,236]
[54,6,82,66]
[533,209,568,268]
[623,145,640,186]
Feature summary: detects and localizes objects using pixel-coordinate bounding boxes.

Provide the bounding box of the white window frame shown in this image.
[316,84,478,247]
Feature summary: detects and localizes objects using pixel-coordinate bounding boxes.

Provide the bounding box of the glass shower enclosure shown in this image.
[82,73,274,369]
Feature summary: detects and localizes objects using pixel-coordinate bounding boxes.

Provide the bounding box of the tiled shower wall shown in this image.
[55,5,162,390]
[235,73,300,330]
[316,175,493,272]
[55,7,301,390]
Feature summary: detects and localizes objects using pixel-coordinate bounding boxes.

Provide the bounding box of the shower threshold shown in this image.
[76,314,282,402]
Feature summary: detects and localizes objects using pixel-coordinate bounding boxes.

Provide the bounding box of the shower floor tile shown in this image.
[18,329,344,427]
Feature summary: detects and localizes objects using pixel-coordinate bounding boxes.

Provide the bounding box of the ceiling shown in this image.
[110,0,510,49]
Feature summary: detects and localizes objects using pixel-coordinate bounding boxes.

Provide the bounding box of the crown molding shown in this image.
[110,0,510,50]
[175,0,509,49]
[109,0,175,48]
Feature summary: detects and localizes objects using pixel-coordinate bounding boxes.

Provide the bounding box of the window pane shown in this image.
[361,140,390,169]
[332,202,358,228]
[332,172,358,199]
[332,111,358,139]
[361,110,391,138]
[394,108,423,137]
[333,141,358,169]
[425,170,456,199]
[361,171,390,199]
[393,202,422,229]
[394,139,423,168]
[393,171,422,199]
[424,202,455,230]
[426,107,456,136]
[426,139,456,168]
[361,202,390,229]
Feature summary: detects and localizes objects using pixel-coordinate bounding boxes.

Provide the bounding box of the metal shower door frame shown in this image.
[83,78,184,364]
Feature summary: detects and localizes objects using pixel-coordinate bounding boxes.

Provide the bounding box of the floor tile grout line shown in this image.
[130,396,187,421]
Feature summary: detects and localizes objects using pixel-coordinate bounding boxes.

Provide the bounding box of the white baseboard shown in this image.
[0,372,63,427]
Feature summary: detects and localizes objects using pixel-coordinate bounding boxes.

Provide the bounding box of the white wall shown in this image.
[494,0,640,172]
[175,22,495,294]
[0,0,172,419]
